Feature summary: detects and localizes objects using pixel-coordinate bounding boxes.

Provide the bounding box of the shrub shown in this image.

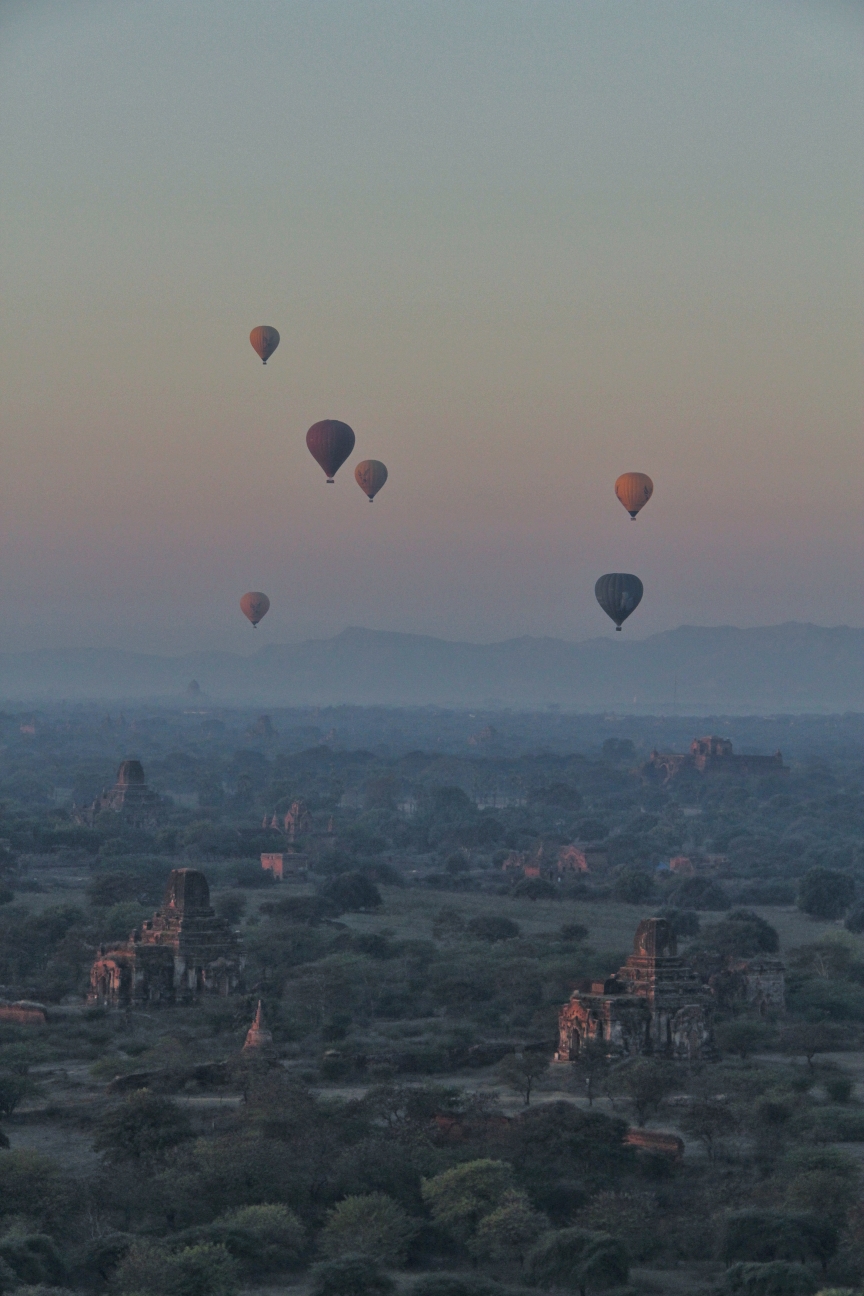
[114,1241,239,1296]
[524,1227,629,1294]
[319,1193,415,1266]
[309,1255,395,1296]
[725,1261,817,1295]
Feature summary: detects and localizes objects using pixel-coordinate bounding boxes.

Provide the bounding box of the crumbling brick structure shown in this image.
[74,759,160,828]
[644,737,785,783]
[556,917,714,1061]
[89,868,243,1008]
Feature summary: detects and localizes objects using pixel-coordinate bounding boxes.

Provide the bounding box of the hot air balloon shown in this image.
[614,472,653,519]
[595,573,643,631]
[240,591,270,627]
[306,420,355,483]
[249,326,280,365]
[355,459,388,501]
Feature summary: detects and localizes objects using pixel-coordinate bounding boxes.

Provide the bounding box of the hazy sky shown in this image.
[0,0,861,654]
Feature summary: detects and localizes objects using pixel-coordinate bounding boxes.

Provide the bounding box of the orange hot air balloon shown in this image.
[615,472,653,519]
[249,326,280,364]
[306,419,355,482]
[240,591,270,627]
[355,459,388,501]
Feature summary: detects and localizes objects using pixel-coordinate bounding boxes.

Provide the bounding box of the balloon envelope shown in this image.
[615,472,653,519]
[595,573,643,630]
[306,420,356,482]
[240,591,270,627]
[249,326,280,364]
[355,459,388,501]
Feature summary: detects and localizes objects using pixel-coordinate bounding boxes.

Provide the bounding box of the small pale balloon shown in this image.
[614,472,653,519]
[595,573,644,631]
[355,460,388,501]
[249,326,280,364]
[240,591,270,627]
[306,420,356,482]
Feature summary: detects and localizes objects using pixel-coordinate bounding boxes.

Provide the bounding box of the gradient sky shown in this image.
[0,0,861,655]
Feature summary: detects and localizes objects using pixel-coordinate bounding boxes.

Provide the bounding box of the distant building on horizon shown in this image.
[643,736,785,783]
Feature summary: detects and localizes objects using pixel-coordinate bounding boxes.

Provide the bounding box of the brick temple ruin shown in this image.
[89,868,243,1008]
[74,759,160,828]
[644,736,785,783]
[556,917,715,1061]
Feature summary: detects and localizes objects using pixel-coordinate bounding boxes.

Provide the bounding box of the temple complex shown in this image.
[644,736,785,783]
[89,868,243,1008]
[556,917,714,1061]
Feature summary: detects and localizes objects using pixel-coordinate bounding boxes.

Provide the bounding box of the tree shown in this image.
[309,1256,395,1296]
[524,1227,629,1295]
[466,916,520,943]
[701,910,779,957]
[115,1241,239,1296]
[421,1160,515,1244]
[571,1040,609,1107]
[679,1097,737,1162]
[497,1052,549,1106]
[667,877,730,911]
[319,1193,415,1266]
[778,1022,839,1069]
[798,869,855,921]
[467,1190,548,1265]
[93,1090,193,1164]
[0,1073,32,1118]
[716,1019,771,1061]
[617,1059,674,1127]
[559,923,589,943]
[207,1204,306,1274]
[611,869,655,905]
[784,1149,860,1228]
[321,873,382,913]
[721,1210,837,1270]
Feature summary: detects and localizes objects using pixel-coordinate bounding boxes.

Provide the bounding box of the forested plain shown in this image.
[2,704,864,1296]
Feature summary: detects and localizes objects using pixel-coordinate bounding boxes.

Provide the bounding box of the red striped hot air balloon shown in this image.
[306,420,355,482]
[249,326,280,364]
[355,460,388,501]
[614,472,653,519]
[240,592,270,627]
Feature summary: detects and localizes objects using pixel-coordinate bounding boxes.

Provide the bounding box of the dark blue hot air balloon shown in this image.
[595,573,643,631]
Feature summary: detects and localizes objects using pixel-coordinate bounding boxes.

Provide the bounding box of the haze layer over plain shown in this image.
[0,1,861,654]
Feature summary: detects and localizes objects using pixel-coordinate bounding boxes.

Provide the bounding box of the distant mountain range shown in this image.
[1,622,864,712]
